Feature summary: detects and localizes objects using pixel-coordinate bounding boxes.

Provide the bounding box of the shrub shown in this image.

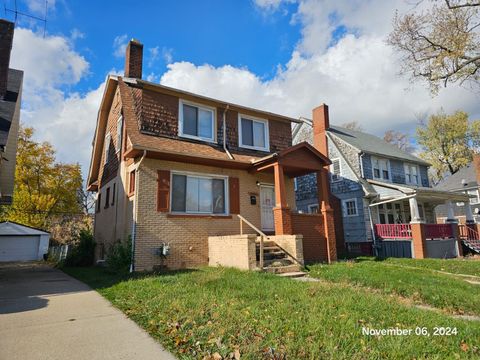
[106,236,132,273]
[64,230,96,266]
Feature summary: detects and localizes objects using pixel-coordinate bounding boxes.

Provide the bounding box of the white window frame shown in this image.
[330,158,342,182]
[468,189,480,205]
[238,114,270,152]
[178,99,216,143]
[116,116,123,153]
[170,170,229,215]
[342,198,359,217]
[104,133,111,165]
[371,156,391,182]
[308,204,319,214]
[404,163,420,185]
[294,178,298,191]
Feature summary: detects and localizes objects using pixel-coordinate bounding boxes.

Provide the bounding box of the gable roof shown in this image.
[434,163,478,192]
[0,221,49,235]
[0,69,23,149]
[328,125,430,166]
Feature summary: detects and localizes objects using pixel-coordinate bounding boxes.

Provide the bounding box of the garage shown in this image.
[0,221,50,262]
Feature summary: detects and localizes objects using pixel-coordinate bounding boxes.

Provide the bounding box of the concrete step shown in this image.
[263,258,293,267]
[264,264,301,274]
[277,271,307,278]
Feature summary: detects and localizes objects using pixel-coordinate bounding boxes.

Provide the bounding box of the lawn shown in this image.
[64,266,480,359]
[309,258,480,316]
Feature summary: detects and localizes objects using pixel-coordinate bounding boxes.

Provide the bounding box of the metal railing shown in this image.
[374,224,412,240]
[237,214,268,269]
[458,224,480,240]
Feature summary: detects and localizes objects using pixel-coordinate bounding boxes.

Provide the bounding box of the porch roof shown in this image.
[367,179,470,204]
[250,142,331,177]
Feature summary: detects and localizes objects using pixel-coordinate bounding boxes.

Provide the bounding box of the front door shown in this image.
[260,185,275,232]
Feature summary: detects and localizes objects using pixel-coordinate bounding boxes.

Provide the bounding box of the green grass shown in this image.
[380,257,480,277]
[309,258,480,316]
[64,266,480,359]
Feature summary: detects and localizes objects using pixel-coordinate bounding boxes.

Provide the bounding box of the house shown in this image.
[295,115,471,258]
[434,154,480,224]
[87,39,337,272]
[0,19,23,205]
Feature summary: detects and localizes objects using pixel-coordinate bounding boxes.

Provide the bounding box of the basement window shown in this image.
[238,114,269,151]
[171,172,227,215]
[179,100,215,142]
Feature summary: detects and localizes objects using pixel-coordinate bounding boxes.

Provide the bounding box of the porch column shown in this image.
[445,200,458,223]
[409,196,426,258]
[272,163,292,235]
[409,196,422,223]
[465,201,475,224]
[317,168,337,263]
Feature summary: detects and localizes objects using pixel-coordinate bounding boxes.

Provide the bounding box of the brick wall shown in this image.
[208,234,257,270]
[291,213,328,262]
[134,158,296,271]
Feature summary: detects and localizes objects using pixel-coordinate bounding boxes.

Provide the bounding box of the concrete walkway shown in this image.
[0,262,176,360]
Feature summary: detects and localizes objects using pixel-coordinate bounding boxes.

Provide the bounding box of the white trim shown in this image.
[342,198,359,217]
[308,203,319,214]
[178,99,217,143]
[293,178,298,191]
[170,170,229,215]
[116,116,123,154]
[104,133,111,165]
[238,113,270,152]
[330,157,342,182]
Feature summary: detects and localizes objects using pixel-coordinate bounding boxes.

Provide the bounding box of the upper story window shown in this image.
[104,133,111,165]
[404,163,419,185]
[371,156,390,181]
[330,158,341,182]
[342,198,358,217]
[238,114,269,151]
[116,116,123,153]
[171,172,227,215]
[468,189,480,204]
[179,100,215,142]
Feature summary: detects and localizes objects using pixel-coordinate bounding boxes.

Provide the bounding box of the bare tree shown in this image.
[384,130,415,153]
[387,0,480,94]
[341,121,364,131]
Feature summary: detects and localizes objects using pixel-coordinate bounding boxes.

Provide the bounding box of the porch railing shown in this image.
[374,224,412,240]
[237,214,267,269]
[458,224,480,240]
[424,224,453,239]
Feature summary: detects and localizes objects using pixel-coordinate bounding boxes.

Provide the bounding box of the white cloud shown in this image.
[25,0,56,15]
[162,47,173,64]
[147,46,159,67]
[112,34,128,58]
[70,28,85,40]
[254,0,296,12]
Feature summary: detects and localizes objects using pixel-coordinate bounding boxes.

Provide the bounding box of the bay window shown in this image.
[171,173,227,214]
[179,100,215,142]
[238,115,269,151]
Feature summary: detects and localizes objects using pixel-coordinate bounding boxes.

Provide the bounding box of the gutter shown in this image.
[222,105,234,160]
[130,150,147,273]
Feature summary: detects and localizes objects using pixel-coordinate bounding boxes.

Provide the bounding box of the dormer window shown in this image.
[372,156,390,181]
[179,100,215,142]
[404,163,419,185]
[238,114,269,151]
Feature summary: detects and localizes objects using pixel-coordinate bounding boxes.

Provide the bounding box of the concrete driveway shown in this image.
[0,262,176,360]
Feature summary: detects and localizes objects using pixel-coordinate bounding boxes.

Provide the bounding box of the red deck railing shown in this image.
[424,224,454,239]
[375,224,412,239]
[458,224,480,240]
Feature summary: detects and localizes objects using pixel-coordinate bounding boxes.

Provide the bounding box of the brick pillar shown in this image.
[318,169,336,262]
[451,223,463,257]
[273,163,292,235]
[411,222,426,259]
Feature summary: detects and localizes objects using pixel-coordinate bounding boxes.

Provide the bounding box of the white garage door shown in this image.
[0,236,40,262]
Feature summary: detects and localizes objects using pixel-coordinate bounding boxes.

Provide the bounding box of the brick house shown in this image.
[87,39,337,272]
[294,116,473,258]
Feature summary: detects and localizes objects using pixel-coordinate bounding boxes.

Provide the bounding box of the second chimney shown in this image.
[124,39,143,79]
[0,19,14,99]
[312,104,330,158]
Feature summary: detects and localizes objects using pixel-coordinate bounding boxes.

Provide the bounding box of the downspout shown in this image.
[223,105,234,160]
[129,150,147,273]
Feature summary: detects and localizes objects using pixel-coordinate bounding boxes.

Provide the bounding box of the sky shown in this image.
[4,0,480,180]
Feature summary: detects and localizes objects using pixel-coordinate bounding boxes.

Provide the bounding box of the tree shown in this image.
[387,0,480,94]
[384,130,415,153]
[416,110,480,181]
[3,126,84,233]
[341,121,363,131]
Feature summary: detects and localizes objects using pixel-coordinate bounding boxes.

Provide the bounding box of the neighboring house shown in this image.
[295,116,469,256]
[434,155,480,224]
[0,19,22,205]
[87,39,337,271]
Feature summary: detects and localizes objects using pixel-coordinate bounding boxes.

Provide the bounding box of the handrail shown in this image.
[237,214,267,269]
[458,224,480,240]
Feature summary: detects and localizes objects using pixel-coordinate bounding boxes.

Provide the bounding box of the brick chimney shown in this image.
[124,39,143,79]
[312,103,330,157]
[473,153,480,185]
[0,19,14,99]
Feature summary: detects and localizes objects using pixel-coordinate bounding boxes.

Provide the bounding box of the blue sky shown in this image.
[4,0,480,178]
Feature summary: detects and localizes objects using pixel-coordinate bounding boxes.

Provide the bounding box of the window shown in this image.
[104,133,111,164]
[342,198,358,217]
[372,156,390,181]
[105,187,110,209]
[330,158,341,182]
[404,163,419,185]
[308,204,319,214]
[468,189,480,204]
[238,115,269,151]
[96,193,101,213]
[179,100,215,142]
[129,171,136,196]
[171,172,227,214]
[112,183,116,206]
[116,116,123,153]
